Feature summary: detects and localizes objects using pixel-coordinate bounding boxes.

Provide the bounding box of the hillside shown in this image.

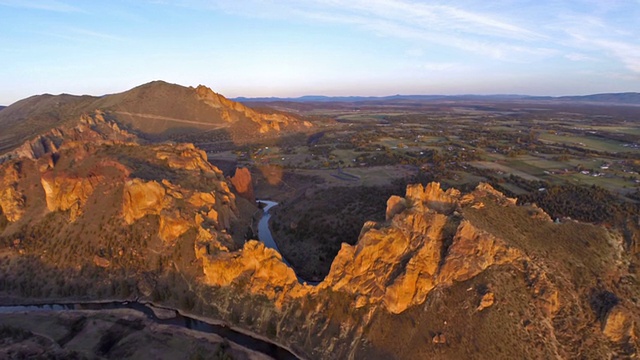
[0,81,309,155]
[0,112,638,358]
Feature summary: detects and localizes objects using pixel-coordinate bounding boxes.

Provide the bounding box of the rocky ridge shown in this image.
[195,85,310,133]
[0,111,240,251]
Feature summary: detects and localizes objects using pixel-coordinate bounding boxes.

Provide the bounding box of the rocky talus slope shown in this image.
[0,118,638,358]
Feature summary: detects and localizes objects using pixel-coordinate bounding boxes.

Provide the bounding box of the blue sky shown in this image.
[0,0,639,104]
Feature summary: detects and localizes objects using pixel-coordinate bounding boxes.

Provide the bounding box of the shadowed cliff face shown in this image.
[0,114,639,359]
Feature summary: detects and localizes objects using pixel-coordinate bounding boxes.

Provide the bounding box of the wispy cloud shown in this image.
[172,0,555,61]
[564,52,598,62]
[155,0,640,73]
[590,39,640,73]
[558,10,640,74]
[0,0,82,12]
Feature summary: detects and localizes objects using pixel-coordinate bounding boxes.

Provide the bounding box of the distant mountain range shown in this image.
[235,92,640,105]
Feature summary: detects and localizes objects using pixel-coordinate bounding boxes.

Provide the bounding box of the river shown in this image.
[0,301,299,360]
[257,200,319,286]
[257,200,291,267]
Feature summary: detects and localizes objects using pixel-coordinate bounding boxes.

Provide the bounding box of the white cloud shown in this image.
[564,53,598,62]
[591,39,640,73]
[161,0,550,61]
[157,0,639,70]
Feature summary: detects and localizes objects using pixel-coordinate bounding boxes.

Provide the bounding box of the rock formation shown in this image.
[41,171,102,222]
[196,181,559,318]
[229,167,255,203]
[603,306,636,343]
[195,85,307,133]
[0,163,25,222]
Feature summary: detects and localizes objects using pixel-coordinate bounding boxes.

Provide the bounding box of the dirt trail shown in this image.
[113,111,229,128]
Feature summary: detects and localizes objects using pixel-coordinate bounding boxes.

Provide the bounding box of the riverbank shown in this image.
[0,296,303,360]
[0,307,274,360]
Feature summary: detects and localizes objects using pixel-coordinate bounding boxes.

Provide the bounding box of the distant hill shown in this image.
[0,81,308,154]
[0,106,5,111]
[234,94,533,103]
[235,92,640,105]
[555,92,640,104]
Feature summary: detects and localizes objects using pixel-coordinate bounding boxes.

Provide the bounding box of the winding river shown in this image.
[0,301,299,360]
[257,200,291,267]
[257,200,320,286]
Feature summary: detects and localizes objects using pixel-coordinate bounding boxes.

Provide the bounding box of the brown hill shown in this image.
[0,81,309,154]
[1,115,638,359]
[91,81,309,138]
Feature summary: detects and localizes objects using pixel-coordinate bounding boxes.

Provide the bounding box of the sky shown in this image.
[0,0,639,105]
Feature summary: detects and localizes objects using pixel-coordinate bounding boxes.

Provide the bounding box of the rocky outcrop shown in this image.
[199,240,307,307]
[405,182,460,214]
[40,171,102,222]
[436,220,521,285]
[155,143,221,173]
[122,176,238,243]
[385,195,406,221]
[198,182,560,316]
[477,292,495,311]
[229,167,255,203]
[0,110,135,166]
[123,179,168,224]
[603,306,636,343]
[195,85,310,133]
[321,190,523,313]
[12,133,61,161]
[0,163,25,222]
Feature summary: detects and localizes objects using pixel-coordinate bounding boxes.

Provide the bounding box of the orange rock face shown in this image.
[230,167,255,203]
[197,182,561,317]
[195,85,308,133]
[155,143,220,173]
[123,179,168,224]
[603,306,636,343]
[199,240,307,307]
[477,292,495,311]
[0,163,25,222]
[322,184,523,314]
[40,171,102,222]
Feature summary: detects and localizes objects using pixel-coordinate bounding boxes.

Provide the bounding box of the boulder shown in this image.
[477,292,495,311]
